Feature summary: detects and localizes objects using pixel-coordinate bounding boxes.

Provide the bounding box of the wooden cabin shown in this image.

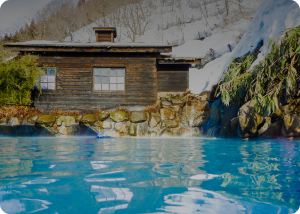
[4,28,198,113]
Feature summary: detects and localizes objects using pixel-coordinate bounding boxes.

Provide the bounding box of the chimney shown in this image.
[93,27,117,42]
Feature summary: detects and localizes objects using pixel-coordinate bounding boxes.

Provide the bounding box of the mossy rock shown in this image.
[110,111,129,123]
[0,118,8,125]
[130,111,147,123]
[81,114,97,126]
[57,115,76,127]
[98,111,110,121]
[36,115,56,127]
[27,115,39,124]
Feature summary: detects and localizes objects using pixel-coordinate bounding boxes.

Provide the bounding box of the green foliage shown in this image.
[0,54,42,106]
[218,26,300,116]
[0,43,16,62]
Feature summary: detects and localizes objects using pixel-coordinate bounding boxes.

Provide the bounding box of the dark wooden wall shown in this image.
[96,31,113,42]
[33,53,157,113]
[157,64,189,92]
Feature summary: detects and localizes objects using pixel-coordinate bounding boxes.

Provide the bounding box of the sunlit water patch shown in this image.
[0,137,299,213]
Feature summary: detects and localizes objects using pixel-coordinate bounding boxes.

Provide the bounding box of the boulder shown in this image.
[98,111,110,121]
[129,123,137,136]
[56,115,76,127]
[81,114,97,126]
[198,91,211,101]
[102,121,113,129]
[8,118,24,126]
[160,128,173,137]
[136,121,148,136]
[110,111,129,123]
[160,108,176,120]
[258,117,271,137]
[115,123,129,136]
[149,113,161,128]
[0,118,7,125]
[282,113,300,138]
[36,115,56,127]
[27,115,39,124]
[181,100,210,127]
[177,127,191,136]
[171,99,182,105]
[237,100,264,138]
[161,119,179,128]
[102,130,120,138]
[162,100,172,107]
[130,111,147,123]
[261,119,282,139]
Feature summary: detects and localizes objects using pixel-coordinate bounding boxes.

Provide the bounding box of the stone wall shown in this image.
[0,92,210,137]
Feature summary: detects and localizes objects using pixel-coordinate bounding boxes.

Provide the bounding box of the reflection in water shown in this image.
[0,137,299,213]
[161,188,246,214]
[91,185,133,202]
[98,204,128,214]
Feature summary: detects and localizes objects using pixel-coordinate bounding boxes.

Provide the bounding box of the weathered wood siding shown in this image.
[33,54,157,112]
[96,31,113,42]
[157,64,189,92]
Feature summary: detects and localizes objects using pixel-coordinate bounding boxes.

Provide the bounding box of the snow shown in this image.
[189,52,233,94]
[6,40,170,47]
[191,0,300,94]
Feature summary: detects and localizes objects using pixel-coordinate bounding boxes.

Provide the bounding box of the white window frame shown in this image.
[39,67,56,90]
[93,68,125,91]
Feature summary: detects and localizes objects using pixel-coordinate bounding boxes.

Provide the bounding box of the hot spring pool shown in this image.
[0,137,299,214]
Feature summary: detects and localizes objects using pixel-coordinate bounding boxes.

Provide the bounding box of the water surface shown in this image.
[0,137,299,214]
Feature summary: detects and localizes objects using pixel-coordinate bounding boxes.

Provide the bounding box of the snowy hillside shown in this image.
[66,0,260,58]
[191,0,300,94]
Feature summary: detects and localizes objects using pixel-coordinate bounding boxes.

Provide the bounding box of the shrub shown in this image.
[217,26,300,116]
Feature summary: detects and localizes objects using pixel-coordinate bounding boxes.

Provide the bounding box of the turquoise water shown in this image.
[0,137,299,214]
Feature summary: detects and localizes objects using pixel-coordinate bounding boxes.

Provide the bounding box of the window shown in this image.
[93,68,125,91]
[39,68,56,90]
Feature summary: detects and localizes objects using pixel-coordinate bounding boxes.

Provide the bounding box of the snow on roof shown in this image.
[5,40,171,48]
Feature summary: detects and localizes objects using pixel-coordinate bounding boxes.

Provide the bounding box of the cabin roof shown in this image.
[4,41,172,53]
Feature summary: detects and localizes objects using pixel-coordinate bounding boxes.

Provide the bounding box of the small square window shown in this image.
[93,68,125,91]
[38,68,56,90]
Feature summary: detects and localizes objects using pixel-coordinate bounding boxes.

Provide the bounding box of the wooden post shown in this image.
[198,31,201,40]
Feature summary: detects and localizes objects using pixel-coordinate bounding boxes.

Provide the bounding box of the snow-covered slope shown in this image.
[191,0,300,94]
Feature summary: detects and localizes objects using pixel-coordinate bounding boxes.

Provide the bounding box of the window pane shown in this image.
[95,76,102,83]
[110,69,117,76]
[102,76,109,83]
[117,69,125,76]
[48,68,55,75]
[110,77,117,83]
[41,76,47,83]
[40,68,47,75]
[48,76,55,83]
[102,84,109,90]
[117,84,125,91]
[101,68,109,76]
[48,83,55,89]
[117,77,124,83]
[94,68,101,75]
[41,83,48,89]
[110,84,117,90]
[94,84,101,90]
